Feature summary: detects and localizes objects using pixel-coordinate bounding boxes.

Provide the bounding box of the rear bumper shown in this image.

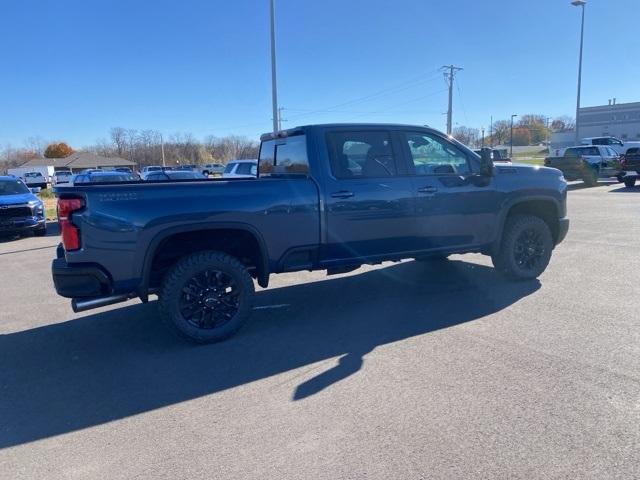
[616,170,639,181]
[51,255,113,298]
[557,217,570,245]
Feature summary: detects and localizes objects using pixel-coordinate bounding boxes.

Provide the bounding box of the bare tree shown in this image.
[452,126,480,147]
[491,120,511,146]
[110,127,127,157]
[551,116,575,132]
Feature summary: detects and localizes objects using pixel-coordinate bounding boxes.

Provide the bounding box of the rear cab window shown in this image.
[326,131,397,178]
[259,134,309,176]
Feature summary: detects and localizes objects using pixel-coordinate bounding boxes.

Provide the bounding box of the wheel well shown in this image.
[506,200,559,243]
[148,228,267,289]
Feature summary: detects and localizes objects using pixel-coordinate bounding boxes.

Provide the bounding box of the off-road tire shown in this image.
[492,214,553,281]
[34,224,47,237]
[624,177,636,188]
[159,250,254,343]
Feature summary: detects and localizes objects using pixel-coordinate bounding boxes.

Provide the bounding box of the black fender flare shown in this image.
[139,222,270,298]
[490,195,562,255]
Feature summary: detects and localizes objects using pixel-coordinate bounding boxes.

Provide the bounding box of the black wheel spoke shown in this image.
[178,268,240,330]
[514,228,546,271]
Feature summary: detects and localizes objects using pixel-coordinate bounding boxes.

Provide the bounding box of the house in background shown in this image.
[11,152,136,180]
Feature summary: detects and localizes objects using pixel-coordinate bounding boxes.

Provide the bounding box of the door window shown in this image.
[404,132,471,175]
[327,131,397,178]
[235,163,257,176]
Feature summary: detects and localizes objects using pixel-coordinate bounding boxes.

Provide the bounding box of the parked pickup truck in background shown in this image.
[617,147,640,188]
[544,145,621,186]
[51,123,569,343]
[473,148,511,163]
[581,136,640,156]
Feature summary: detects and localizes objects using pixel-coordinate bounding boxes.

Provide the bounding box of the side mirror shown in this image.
[479,148,494,177]
[30,187,42,194]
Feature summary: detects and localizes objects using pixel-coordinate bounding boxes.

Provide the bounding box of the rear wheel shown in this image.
[492,214,553,280]
[624,177,636,188]
[159,251,255,343]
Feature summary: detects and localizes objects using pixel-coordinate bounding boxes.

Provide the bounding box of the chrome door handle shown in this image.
[417,186,438,194]
[331,191,355,199]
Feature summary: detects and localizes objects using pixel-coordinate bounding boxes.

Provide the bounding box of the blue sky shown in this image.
[1,0,637,147]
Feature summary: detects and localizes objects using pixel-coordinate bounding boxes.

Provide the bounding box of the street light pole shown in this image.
[510,114,518,158]
[160,133,166,167]
[572,0,586,145]
[269,0,279,134]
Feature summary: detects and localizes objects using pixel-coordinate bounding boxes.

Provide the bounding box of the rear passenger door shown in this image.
[321,129,417,262]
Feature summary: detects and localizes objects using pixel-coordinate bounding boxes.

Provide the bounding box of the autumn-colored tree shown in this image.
[44,142,74,158]
[511,128,531,146]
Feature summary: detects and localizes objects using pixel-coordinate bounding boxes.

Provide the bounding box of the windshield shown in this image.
[0,179,30,195]
[24,172,42,178]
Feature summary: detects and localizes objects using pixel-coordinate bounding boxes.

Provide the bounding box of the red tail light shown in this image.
[57,198,84,251]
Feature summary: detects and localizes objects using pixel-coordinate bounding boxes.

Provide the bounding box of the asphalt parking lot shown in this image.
[1,182,639,479]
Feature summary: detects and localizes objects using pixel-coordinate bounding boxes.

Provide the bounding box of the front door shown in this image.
[401,130,500,251]
[322,129,417,263]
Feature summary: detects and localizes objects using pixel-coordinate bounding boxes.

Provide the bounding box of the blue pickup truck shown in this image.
[52,124,569,342]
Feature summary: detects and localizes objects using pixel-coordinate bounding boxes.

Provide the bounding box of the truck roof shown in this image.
[260,123,434,141]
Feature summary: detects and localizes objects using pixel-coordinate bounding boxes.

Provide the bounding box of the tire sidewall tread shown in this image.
[159,250,254,343]
[492,214,553,281]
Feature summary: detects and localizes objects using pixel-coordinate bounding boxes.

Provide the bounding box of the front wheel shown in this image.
[492,214,553,281]
[34,224,47,236]
[582,168,598,187]
[159,251,255,343]
[624,177,637,188]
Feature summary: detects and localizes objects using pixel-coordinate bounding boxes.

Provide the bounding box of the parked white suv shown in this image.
[200,163,225,176]
[222,160,258,178]
[22,171,47,189]
[53,170,73,185]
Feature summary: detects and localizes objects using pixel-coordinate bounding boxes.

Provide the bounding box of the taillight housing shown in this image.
[57,198,84,251]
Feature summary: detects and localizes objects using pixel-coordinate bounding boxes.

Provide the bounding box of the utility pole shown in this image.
[269,0,279,134]
[510,114,518,158]
[572,0,586,144]
[481,127,485,148]
[441,65,463,136]
[489,115,493,147]
[277,107,286,131]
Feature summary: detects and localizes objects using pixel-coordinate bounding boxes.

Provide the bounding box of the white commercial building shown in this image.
[551,100,640,151]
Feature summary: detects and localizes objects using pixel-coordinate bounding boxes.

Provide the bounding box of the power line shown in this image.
[285,69,443,121]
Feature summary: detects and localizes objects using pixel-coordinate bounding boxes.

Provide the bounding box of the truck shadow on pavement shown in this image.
[0,259,539,448]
